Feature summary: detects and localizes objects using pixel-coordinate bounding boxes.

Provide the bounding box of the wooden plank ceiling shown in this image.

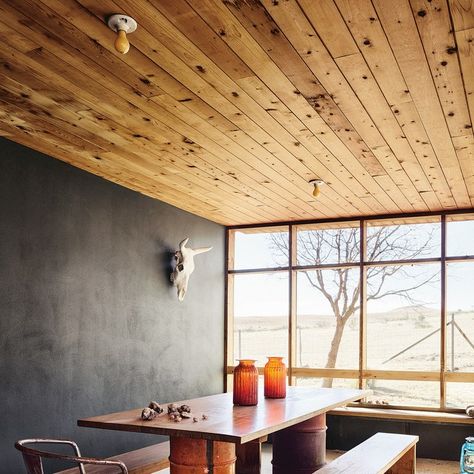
[0,0,473,225]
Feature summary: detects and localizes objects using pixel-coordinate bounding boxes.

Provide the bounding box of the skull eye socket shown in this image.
[177,264,184,272]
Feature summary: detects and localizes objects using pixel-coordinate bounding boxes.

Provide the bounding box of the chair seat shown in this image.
[56,441,170,474]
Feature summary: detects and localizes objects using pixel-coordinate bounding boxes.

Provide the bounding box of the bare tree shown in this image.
[270,224,439,387]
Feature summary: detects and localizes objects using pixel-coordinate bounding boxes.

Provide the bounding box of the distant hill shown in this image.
[368,304,439,321]
[234,304,442,330]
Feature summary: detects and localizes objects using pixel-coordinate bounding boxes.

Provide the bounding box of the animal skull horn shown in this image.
[170,237,212,301]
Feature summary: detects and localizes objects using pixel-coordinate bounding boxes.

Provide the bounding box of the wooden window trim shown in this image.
[225,210,474,411]
[329,406,474,424]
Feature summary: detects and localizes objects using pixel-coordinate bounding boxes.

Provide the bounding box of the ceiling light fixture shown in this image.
[107,14,137,54]
[309,179,325,198]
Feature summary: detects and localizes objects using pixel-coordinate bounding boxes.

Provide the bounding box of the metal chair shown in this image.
[15,439,128,473]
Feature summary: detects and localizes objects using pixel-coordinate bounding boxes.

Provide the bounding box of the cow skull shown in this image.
[170,238,212,301]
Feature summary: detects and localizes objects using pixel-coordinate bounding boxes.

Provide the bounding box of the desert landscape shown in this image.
[234,305,474,408]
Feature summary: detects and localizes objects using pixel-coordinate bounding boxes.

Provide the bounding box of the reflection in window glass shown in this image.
[296,269,359,371]
[447,215,474,256]
[365,380,439,407]
[233,228,288,270]
[446,263,474,372]
[367,264,440,371]
[296,222,360,266]
[366,218,440,261]
[446,382,474,408]
[233,273,288,366]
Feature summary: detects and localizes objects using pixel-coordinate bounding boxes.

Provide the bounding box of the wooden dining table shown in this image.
[78,386,371,474]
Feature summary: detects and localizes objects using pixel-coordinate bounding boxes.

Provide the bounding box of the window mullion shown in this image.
[289,225,297,385]
[224,229,235,393]
[440,215,447,409]
[359,220,367,392]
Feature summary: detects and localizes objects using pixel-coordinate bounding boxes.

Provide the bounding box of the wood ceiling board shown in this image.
[108,0,376,216]
[0,3,294,224]
[186,0,398,214]
[214,3,411,210]
[333,0,457,208]
[147,0,395,214]
[334,54,444,210]
[1,122,237,223]
[86,0,386,218]
[0,116,250,223]
[78,0,359,219]
[454,19,474,203]
[449,0,474,31]
[0,38,283,223]
[302,1,454,207]
[0,0,472,224]
[411,0,474,205]
[0,46,266,221]
[453,134,474,198]
[1,5,312,221]
[372,0,471,207]
[0,0,436,217]
[411,0,472,137]
[258,0,432,209]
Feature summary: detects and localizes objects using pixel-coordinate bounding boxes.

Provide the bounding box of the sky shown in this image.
[232,219,474,317]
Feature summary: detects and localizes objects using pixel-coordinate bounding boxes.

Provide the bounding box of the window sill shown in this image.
[329,406,474,425]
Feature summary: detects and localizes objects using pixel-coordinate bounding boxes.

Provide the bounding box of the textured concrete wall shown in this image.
[0,138,225,473]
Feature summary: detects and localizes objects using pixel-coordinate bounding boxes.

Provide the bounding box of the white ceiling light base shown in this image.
[309,179,326,198]
[107,14,137,34]
[107,14,137,54]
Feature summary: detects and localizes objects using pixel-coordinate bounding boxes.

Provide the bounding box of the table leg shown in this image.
[169,436,236,473]
[236,437,266,474]
[271,414,327,474]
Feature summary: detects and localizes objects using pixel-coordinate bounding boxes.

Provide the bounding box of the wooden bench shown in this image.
[330,406,474,425]
[316,432,418,474]
[56,441,170,474]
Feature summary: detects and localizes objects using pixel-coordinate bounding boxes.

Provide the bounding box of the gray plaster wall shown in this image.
[0,138,225,473]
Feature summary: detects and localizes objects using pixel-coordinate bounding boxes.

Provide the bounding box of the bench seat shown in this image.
[316,432,418,474]
[329,406,474,425]
[56,441,170,474]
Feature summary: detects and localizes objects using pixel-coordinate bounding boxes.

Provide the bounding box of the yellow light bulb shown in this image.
[115,29,130,54]
[312,183,321,198]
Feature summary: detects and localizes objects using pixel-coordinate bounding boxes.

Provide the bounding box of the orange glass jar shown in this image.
[264,356,287,398]
[233,359,258,406]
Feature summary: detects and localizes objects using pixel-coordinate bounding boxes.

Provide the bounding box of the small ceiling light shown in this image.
[107,14,137,54]
[309,179,325,198]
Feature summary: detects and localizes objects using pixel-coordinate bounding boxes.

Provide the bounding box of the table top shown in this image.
[78,387,370,444]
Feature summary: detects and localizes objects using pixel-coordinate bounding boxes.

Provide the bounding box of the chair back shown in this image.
[18,449,43,474]
[15,439,128,473]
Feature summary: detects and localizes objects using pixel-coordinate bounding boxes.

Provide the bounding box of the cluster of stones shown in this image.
[141,401,164,421]
[168,403,191,422]
[167,403,209,423]
[140,400,209,423]
[367,399,389,405]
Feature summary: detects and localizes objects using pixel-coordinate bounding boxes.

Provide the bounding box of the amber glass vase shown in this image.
[264,356,287,398]
[233,359,258,406]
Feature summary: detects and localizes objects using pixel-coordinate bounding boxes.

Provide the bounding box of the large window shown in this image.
[226,213,474,411]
